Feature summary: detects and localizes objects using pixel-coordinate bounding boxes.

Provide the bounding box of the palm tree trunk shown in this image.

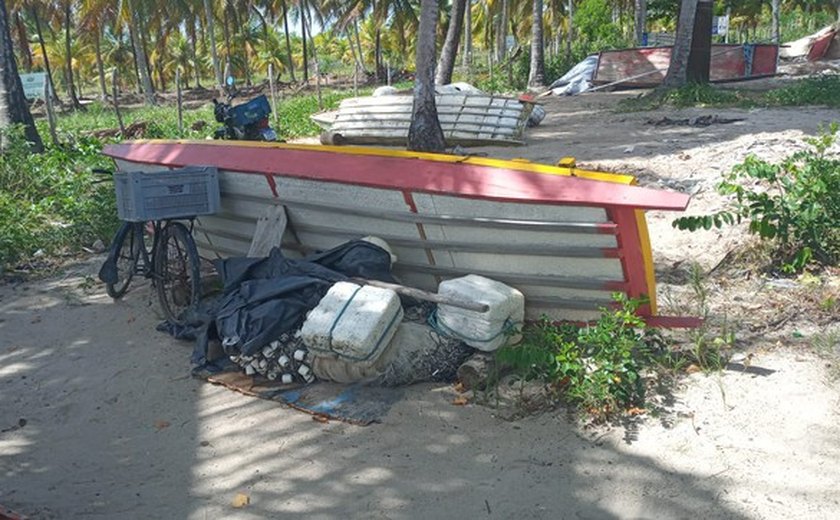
[13,11,31,72]
[347,27,362,73]
[94,26,107,100]
[222,3,232,72]
[127,0,155,104]
[408,0,446,152]
[0,0,43,152]
[188,13,202,88]
[63,1,82,109]
[528,0,545,87]
[436,0,467,85]
[281,0,296,82]
[138,15,155,92]
[129,25,142,93]
[463,0,472,68]
[203,0,222,87]
[373,0,382,81]
[30,5,60,104]
[634,0,646,46]
[301,0,309,82]
[566,0,574,59]
[663,0,698,87]
[353,18,365,73]
[497,0,509,61]
[771,0,780,43]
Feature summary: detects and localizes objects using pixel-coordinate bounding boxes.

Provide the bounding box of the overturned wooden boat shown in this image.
[312,92,536,146]
[593,44,779,87]
[103,140,695,326]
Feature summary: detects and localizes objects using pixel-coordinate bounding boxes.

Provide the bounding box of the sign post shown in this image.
[20,73,47,100]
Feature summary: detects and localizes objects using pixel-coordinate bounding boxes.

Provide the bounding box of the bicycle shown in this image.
[95,169,204,325]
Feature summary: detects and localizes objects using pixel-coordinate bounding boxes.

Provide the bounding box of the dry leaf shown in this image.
[153,419,171,431]
[231,493,250,508]
[453,382,466,393]
[312,415,329,424]
[452,396,469,406]
[626,407,647,416]
[685,364,702,374]
[30,316,41,324]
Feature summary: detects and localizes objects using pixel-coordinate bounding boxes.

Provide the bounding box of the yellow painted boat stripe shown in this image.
[634,209,658,314]
[132,139,635,185]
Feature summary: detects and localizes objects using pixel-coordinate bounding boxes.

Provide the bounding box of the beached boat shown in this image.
[592,44,779,87]
[102,140,694,326]
[311,91,536,146]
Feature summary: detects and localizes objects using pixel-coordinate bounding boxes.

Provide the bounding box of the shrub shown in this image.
[765,75,840,108]
[0,126,118,268]
[673,123,840,272]
[496,294,665,421]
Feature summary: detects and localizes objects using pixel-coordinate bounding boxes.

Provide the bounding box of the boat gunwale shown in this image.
[103,140,690,212]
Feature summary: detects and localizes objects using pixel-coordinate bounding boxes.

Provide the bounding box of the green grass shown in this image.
[764,75,840,107]
[618,75,840,112]
[2,87,379,272]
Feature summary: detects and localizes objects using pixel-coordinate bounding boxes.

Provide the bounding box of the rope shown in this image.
[426,307,519,344]
[325,284,401,362]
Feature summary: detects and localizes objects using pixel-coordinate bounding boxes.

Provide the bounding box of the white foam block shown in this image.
[301,282,403,363]
[437,275,524,352]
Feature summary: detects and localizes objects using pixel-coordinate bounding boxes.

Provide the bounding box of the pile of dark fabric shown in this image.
[160,240,471,386]
[162,240,396,372]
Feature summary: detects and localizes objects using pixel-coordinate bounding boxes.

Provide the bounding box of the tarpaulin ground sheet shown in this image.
[197,370,404,425]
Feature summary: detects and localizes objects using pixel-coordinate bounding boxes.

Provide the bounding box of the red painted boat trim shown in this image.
[593,44,778,87]
[265,174,279,198]
[546,316,702,329]
[608,207,652,316]
[808,30,836,61]
[0,504,27,520]
[644,316,704,328]
[103,141,689,211]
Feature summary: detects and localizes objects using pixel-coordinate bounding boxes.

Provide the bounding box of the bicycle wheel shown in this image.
[155,222,201,324]
[104,222,141,299]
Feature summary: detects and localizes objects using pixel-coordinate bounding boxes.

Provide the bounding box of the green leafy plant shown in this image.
[0,126,118,269]
[497,294,666,421]
[673,123,840,272]
[765,75,840,108]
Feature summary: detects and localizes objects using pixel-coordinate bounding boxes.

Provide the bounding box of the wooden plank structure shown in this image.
[592,44,779,87]
[312,93,535,146]
[103,140,697,327]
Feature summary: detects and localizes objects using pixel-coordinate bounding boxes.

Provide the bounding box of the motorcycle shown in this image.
[212,80,278,141]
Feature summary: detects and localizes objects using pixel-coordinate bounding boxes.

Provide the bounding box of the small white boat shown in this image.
[313,89,536,146]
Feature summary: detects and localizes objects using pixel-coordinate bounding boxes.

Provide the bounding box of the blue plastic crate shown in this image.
[114,166,220,222]
[230,95,271,127]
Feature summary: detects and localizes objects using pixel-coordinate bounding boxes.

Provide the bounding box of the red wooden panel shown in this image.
[751,44,779,75]
[593,44,778,86]
[808,30,837,61]
[608,207,652,316]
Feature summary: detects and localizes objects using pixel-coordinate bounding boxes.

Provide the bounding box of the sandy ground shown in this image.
[2,92,840,519]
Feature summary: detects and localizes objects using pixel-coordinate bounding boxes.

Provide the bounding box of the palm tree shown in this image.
[62,0,83,108]
[527,0,544,88]
[462,0,472,68]
[26,1,61,104]
[12,9,32,71]
[0,0,43,152]
[634,0,646,45]
[80,0,115,99]
[125,0,155,104]
[664,0,701,87]
[203,0,222,87]
[436,0,467,85]
[408,0,445,152]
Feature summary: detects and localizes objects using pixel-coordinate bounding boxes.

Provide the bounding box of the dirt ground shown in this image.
[2,91,840,519]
